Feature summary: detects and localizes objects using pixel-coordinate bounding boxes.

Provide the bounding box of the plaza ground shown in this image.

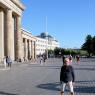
[0,58,95,95]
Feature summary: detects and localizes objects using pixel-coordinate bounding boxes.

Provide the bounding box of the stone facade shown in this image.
[36,33,60,56]
[0,0,25,62]
[21,29,37,61]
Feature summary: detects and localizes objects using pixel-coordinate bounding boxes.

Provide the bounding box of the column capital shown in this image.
[6,8,12,14]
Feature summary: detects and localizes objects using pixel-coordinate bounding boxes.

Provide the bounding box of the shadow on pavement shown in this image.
[0,91,19,95]
[36,82,60,91]
[75,86,95,93]
[75,80,95,93]
[37,81,95,94]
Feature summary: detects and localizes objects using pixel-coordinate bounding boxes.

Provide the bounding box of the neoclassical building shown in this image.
[22,29,36,60]
[0,0,25,62]
[35,37,48,55]
[0,0,60,62]
[36,32,60,56]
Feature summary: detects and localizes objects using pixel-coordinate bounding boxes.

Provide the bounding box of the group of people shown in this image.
[3,56,12,68]
[40,55,47,64]
[63,54,80,64]
[60,56,75,95]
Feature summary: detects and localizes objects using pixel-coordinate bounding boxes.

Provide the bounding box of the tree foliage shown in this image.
[92,36,95,54]
[53,48,81,57]
[81,34,95,56]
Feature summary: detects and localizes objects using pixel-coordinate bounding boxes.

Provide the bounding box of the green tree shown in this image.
[92,36,95,55]
[64,49,71,55]
[54,48,60,57]
[61,48,65,55]
[81,35,93,57]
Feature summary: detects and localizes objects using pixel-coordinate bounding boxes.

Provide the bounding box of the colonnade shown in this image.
[23,38,36,60]
[0,0,37,62]
[0,8,22,61]
[0,0,25,62]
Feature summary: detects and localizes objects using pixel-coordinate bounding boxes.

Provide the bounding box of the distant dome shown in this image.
[40,32,55,40]
[40,32,48,38]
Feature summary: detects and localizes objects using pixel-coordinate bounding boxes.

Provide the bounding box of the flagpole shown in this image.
[46,16,47,32]
[45,16,48,59]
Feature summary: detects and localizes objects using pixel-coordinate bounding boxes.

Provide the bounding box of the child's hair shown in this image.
[64,58,70,65]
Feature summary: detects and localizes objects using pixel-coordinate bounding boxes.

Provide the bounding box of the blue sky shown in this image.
[21,0,95,48]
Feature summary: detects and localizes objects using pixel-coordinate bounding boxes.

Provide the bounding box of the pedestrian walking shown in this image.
[40,55,43,65]
[76,55,80,64]
[60,58,75,95]
[6,56,12,68]
[62,55,65,65]
[43,55,47,63]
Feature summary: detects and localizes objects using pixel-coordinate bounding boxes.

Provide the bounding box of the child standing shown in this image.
[60,58,75,95]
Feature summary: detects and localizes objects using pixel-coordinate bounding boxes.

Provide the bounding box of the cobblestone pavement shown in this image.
[0,58,95,95]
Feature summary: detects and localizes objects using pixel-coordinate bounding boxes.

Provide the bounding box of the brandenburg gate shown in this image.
[0,0,25,61]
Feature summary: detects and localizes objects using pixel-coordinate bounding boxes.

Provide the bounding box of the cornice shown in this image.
[10,0,25,10]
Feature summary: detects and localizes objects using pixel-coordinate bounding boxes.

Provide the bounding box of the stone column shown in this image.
[0,9,4,62]
[34,41,36,59]
[31,41,34,60]
[6,9,14,59]
[22,38,24,60]
[29,40,32,59]
[11,16,15,60]
[16,16,23,60]
[25,39,28,60]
